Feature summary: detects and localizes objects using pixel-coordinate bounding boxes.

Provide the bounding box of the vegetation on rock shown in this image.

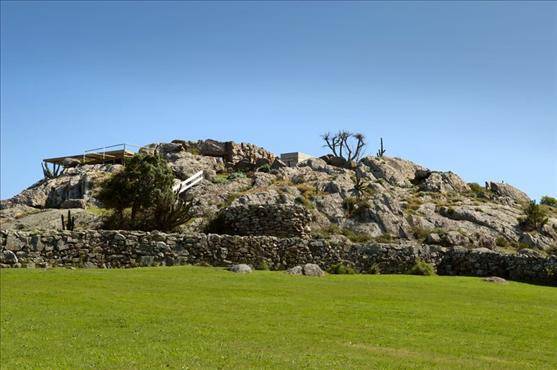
[322,130,366,162]
[519,201,548,232]
[541,196,557,208]
[97,153,194,231]
[407,259,436,276]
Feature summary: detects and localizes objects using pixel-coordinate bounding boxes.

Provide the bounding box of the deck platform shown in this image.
[43,144,138,166]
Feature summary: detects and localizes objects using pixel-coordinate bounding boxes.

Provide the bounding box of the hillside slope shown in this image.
[2,139,556,253]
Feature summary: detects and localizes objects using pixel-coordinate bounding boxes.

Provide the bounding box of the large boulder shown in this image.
[199,139,227,157]
[288,264,325,276]
[2,165,111,209]
[164,151,224,180]
[488,182,530,205]
[419,172,470,193]
[229,264,252,273]
[302,263,325,276]
[360,156,427,187]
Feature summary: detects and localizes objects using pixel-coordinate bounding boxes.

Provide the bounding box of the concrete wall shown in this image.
[280,152,314,167]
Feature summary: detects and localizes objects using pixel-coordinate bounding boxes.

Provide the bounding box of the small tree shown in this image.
[519,201,548,232]
[541,196,557,208]
[97,153,193,231]
[322,131,366,162]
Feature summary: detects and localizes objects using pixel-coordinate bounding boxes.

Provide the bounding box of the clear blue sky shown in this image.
[1,1,556,200]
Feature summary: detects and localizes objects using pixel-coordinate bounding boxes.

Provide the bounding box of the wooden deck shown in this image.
[43,146,137,165]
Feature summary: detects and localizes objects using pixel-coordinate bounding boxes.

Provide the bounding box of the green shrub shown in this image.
[343,196,358,213]
[495,236,509,248]
[541,196,557,208]
[328,262,357,275]
[368,263,381,275]
[519,201,548,232]
[295,196,315,210]
[312,225,373,244]
[468,182,488,198]
[407,260,436,276]
[227,172,246,180]
[411,227,430,241]
[343,196,371,221]
[222,193,240,208]
[185,146,200,155]
[405,197,422,212]
[255,260,270,271]
[98,153,194,231]
[257,164,271,173]
[211,174,229,184]
[375,234,393,243]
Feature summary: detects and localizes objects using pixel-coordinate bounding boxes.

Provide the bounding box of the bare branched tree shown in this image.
[322,131,366,161]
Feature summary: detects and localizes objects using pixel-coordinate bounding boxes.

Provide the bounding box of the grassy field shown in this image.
[1,267,556,369]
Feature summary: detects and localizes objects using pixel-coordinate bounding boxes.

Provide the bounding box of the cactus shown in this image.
[61,210,76,231]
[376,137,386,157]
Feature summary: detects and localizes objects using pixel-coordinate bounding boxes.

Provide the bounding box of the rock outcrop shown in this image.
[2,139,555,254]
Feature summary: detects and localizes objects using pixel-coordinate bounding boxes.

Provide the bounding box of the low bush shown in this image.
[328,262,357,275]
[519,201,548,232]
[295,184,318,210]
[255,260,270,271]
[411,227,430,241]
[375,234,393,243]
[407,259,436,276]
[257,164,271,173]
[227,172,247,180]
[368,263,381,275]
[495,236,509,248]
[468,182,489,199]
[211,174,229,184]
[312,225,373,244]
[541,196,557,208]
[294,196,315,210]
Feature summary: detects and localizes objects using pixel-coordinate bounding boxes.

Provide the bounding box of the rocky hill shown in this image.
[2,139,556,254]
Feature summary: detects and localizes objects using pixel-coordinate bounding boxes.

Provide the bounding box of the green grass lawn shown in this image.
[1,267,556,369]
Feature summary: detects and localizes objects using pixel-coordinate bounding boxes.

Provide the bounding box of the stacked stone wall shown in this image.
[219,204,311,238]
[2,230,555,285]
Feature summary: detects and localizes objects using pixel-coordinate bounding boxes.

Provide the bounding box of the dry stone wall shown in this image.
[218,204,312,238]
[1,230,555,285]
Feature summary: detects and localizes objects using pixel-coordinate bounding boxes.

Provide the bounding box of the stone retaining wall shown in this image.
[218,204,312,237]
[1,230,555,285]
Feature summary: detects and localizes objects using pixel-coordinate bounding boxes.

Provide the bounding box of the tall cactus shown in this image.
[61,210,76,231]
[376,137,386,157]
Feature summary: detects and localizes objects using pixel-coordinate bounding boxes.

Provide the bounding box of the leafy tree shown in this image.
[519,201,548,232]
[98,153,193,231]
[541,196,557,208]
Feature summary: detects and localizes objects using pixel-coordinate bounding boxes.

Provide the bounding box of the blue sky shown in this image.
[1,1,556,200]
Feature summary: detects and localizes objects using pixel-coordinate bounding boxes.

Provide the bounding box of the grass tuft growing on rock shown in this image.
[407,259,436,276]
[327,262,357,275]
